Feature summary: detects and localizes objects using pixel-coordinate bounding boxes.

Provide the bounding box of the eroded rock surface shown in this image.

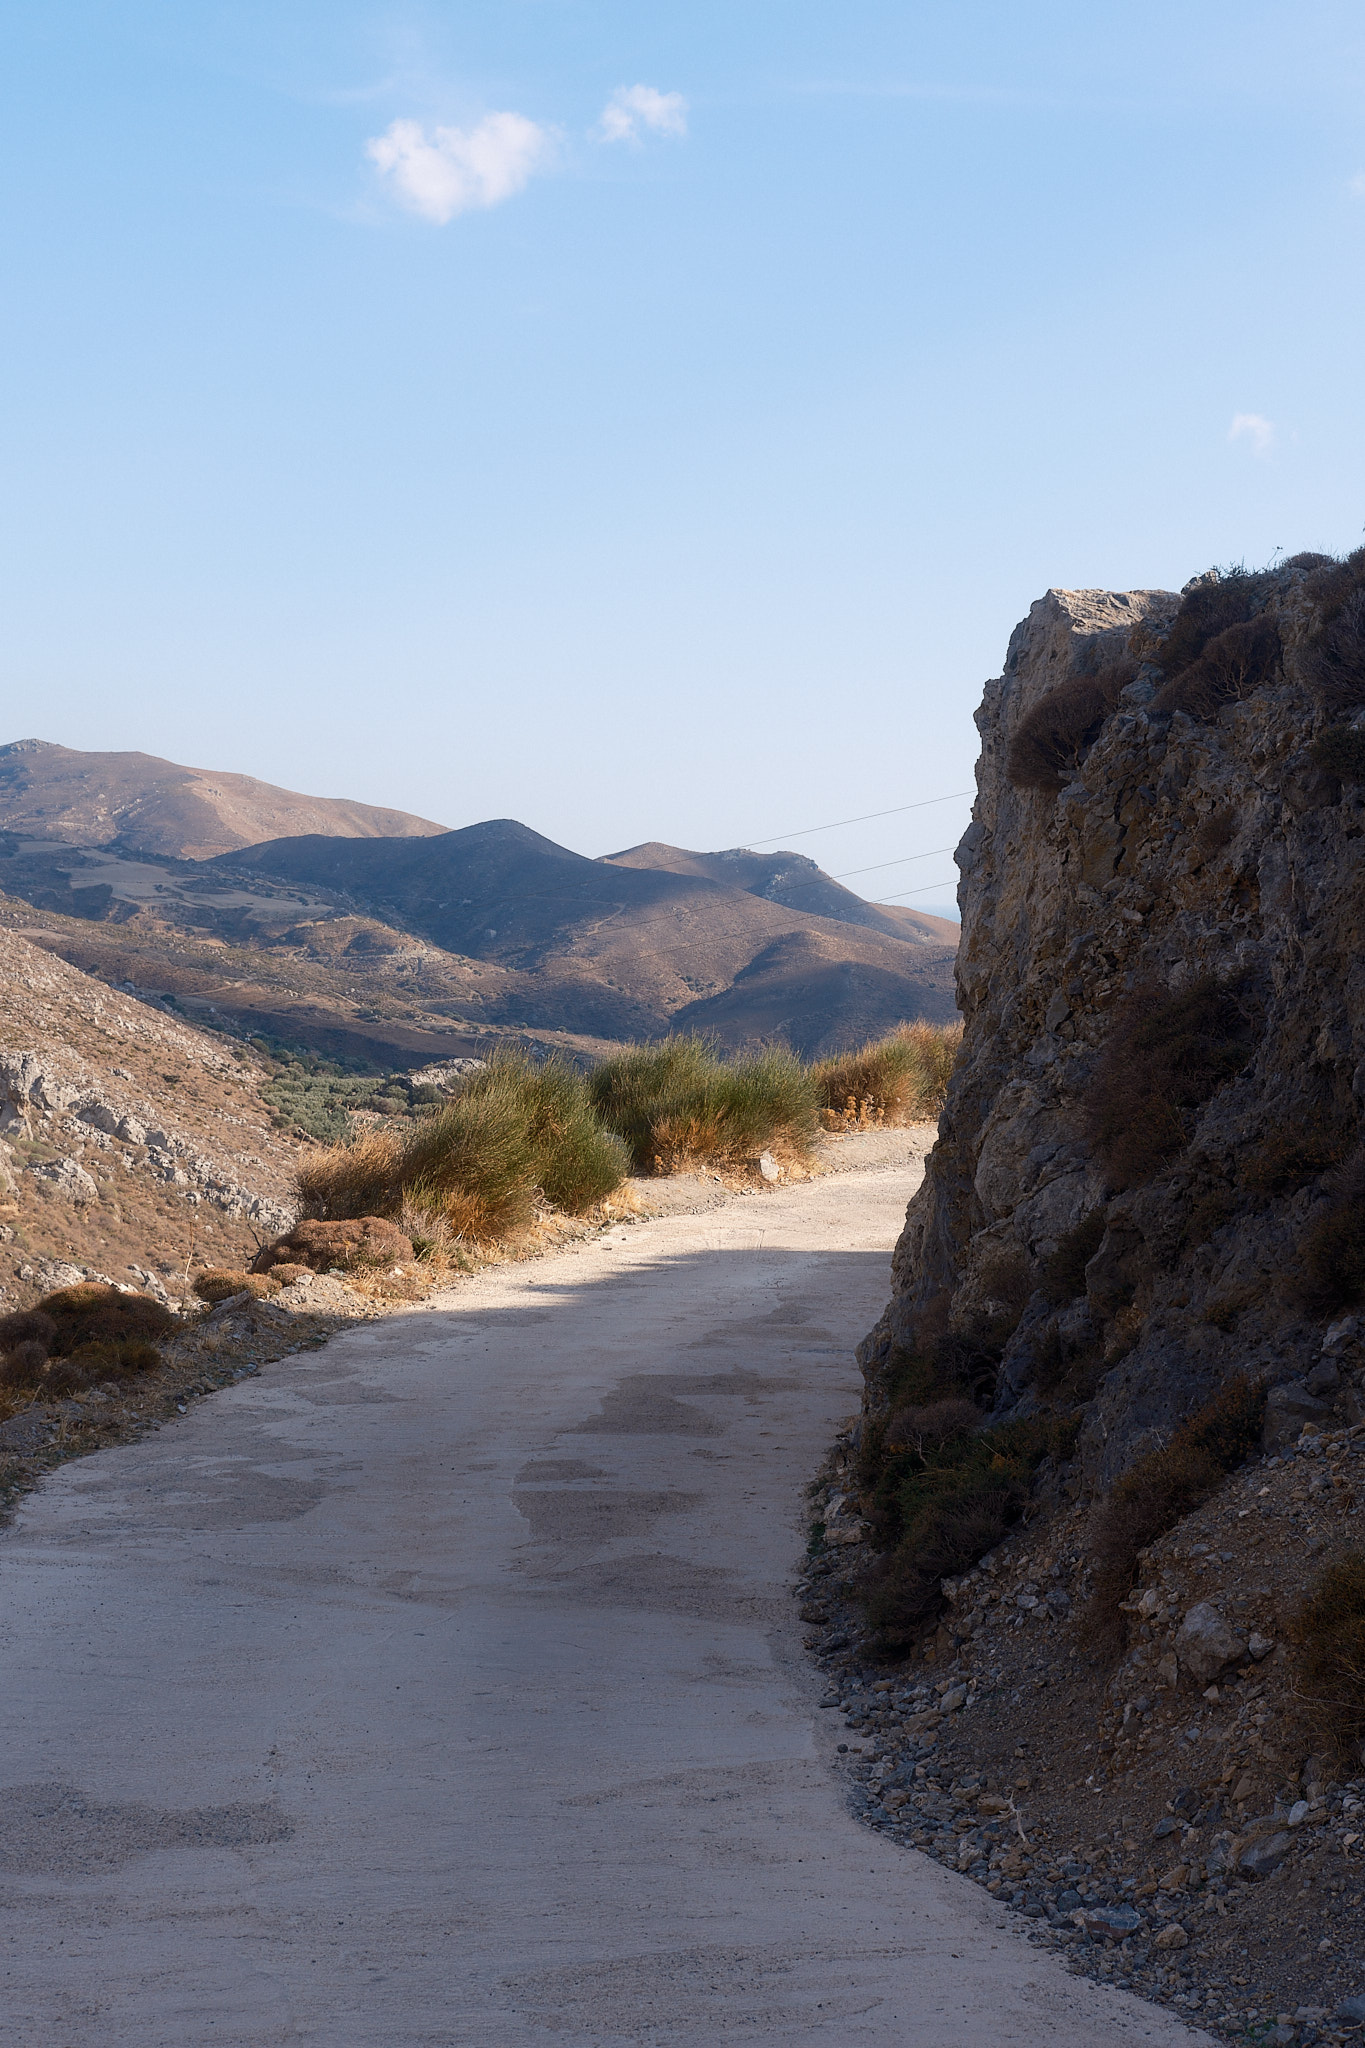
[861,563,1365,1482]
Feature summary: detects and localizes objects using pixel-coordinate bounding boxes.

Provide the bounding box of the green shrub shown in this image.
[813,1023,961,1128]
[587,1036,819,1174]
[297,1051,627,1244]
[1083,1375,1265,1655]
[1005,662,1135,791]
[1294,1553,1365,1754]
[1152,616,1282,720]
[1085,977,1256,1188]
[860,1413,1054,1646]
[1309,725,1365,780]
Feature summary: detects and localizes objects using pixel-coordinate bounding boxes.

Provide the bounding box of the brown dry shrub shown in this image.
[1084,1375,1266,1655]
[255,1216,414,1275]
[813,1022,961,1129]
[1084,977,1256,1188]
[1293,1553,1365,1754]
[1156,568,1278,675]
[1039,1209,1107,1304]
[1294,1150,1365,1312]
[1195,808,1238,855]
[37,1285,177,1358]
[193,1269,282,1303]
[1241,1121,1349,1197]
[1309,723,1365,780]
[1005,661,1136,792]
[0,1339,53,1389]
[1302,556,1365,711]
[0,1309,57,1352]
[66,1337,161,1377]
[884,1397,981,1454]
[295,1129,401,1224]
[1152,616,1282,720]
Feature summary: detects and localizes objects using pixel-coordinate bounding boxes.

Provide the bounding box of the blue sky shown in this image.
[3,3,1364,917]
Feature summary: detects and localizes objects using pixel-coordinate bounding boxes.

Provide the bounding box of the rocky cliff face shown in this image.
[860,553,1365,1488]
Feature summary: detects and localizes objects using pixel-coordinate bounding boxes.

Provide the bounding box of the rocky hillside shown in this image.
[0,927,298,1312]
[818,552,1365,2039]
[861,552,1365,1485]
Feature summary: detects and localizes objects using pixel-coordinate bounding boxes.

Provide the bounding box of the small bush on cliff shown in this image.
[1241,1118,1350,1197]
[1155,567,1278,676]
[588,1036,818,1174]
[1152,616,1283,721]
[1293,1552,1365,1756]
[1040,1209,1107,1304]
[1083,1375,1266,1655]
[1309,724,1365,781]
[860,1412,1055,1646]
[1294,1151,1365,1312]
[812,1022,961,1130]
[1005,661,1136,791]
[1303,554,1365,711]
[1084,976,1257,1188]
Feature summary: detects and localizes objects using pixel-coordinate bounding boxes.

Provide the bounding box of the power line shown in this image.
[833,845,955,879]
[878,877,959,902]
[745,789,973,847]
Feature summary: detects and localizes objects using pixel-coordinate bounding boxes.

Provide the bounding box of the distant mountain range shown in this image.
[0,740,957,1065]
[0,738,446,858]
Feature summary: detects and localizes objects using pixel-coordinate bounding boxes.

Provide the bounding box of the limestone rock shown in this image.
[1176,1601,1246,1684]
[856,560,1365,1487]
[27,1156,99,1203]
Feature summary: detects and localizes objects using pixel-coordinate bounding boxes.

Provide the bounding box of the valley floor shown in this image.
[0,1158,1203,2046]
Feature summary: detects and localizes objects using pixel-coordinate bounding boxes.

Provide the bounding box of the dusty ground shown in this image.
[0,1153,1206,2046]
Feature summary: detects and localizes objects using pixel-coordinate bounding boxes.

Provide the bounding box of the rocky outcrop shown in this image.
[861,555,1365,1487]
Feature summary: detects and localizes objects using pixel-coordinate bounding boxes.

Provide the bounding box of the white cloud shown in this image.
[1229,412,1276,456]
[366,112,554,224]
[597,84,688,145]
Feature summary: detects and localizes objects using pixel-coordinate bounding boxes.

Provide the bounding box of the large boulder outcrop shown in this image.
[861,556,1365,1486]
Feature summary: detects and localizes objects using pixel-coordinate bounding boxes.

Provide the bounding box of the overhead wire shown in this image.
[832,846,956,879]
[744,789,972,847]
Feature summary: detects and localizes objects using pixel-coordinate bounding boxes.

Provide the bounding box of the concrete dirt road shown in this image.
[0,1159,1208,2046]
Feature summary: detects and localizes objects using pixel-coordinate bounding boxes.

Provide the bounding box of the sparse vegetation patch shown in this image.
[1005,661,1136,792]
[587,1036,820,1175]
[1083,1375,1266,1655]
[812,1022,961,1130]
[1084,976,1257,1188]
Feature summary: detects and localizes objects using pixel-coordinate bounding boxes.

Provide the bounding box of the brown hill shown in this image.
[0,739,447,859]
[0,748,959,1060]
[217,821,958,1056]
[603,842,959,947]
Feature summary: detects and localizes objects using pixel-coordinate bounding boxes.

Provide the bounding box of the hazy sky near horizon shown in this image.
[3,4,1364,919]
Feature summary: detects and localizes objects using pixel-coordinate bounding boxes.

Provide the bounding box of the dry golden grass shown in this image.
[812,1022,961,1131]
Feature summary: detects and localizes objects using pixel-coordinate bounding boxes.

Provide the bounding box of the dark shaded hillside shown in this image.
[603,841,958,947]
[216,820,959,1054]
[216,820,695,965]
